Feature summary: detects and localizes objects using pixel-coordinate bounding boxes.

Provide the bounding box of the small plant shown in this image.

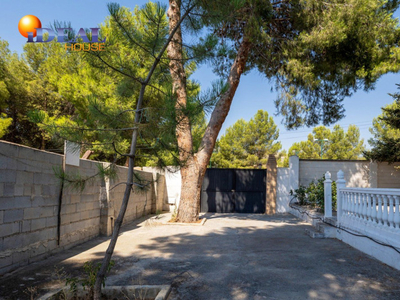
[53,266,71,300]
[170,207,178,222]
[66,260,115,299]
[290,175,337,211]
[290,185,307,205]
[23,286,38,300]
[306,177,325,208]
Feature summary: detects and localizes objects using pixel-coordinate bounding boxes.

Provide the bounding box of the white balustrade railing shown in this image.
[325,170,400,249]
[339,188,400,230]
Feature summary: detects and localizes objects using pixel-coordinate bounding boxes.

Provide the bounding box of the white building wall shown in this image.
[276,168,291,213]
[141,167,181,211]
[163,168,181,210]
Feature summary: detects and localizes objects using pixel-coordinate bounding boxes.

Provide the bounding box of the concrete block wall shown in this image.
[154,173,168,213]
[299,159,370,187]
[0,141,165,275]
[0,142,63,274]
[60,160,102,248]
[377,162,400,188]
[109,168,156,226]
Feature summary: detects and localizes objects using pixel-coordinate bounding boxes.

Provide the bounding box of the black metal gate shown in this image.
[200,169,266,213]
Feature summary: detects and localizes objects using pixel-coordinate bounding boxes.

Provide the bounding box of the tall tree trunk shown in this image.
[167,0,252,222]
[168,0,198,222]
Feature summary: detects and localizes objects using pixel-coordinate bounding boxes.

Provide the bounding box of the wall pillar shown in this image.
[266,155,277,215]
[369,161,378,188]
[324,171,332,218]
[100,163,114,236]
[336,170,346,225]
[289,155,299,193]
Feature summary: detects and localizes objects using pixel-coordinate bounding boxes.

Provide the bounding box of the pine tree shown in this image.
[166,0,400,222]
[287,125,365,160]
[212,110,281,168]
[29,3,197,298]
[365,88,400,162]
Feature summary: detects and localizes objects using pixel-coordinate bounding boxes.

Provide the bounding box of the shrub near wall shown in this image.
[291,175,337,211]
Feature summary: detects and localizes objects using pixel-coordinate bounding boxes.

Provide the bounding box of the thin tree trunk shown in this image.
[93,4,194,298]
[93,84,143,300]
[167,0,252,221]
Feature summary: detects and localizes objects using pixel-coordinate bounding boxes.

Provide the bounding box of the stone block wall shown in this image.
[377,162,400,188]
[0,142,63,274]
[60,160,102,248]
[0,141,166,275]
[299,159,370,187]
[109,167,155,227]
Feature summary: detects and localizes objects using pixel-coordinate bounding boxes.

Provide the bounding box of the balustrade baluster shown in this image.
[343,192,347,218]
[382,195,389,227]
[366,193,371,222]
[350,192,354,219]
[362,193,367,221]
[353,192,357,220]
[358,193,363,220]
[377,194,383,226]
[371,194,377,224]
[388,195,394,228]
[394,196,400,229]
[356,193,361,220]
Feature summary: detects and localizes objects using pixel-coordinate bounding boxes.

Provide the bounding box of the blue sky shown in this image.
[1,0,399,151]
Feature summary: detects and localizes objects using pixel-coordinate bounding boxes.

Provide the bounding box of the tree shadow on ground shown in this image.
[1,214,400,300]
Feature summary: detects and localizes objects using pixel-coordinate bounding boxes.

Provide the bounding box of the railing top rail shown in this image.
[339,187,400,196]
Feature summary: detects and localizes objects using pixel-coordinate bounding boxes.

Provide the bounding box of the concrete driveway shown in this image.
[1,213,400,299]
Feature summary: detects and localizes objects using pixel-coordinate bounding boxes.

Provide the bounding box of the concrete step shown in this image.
[306,221,337,239]
[316,222,337,238]
[305,228,326,239]
[324,217,338,227]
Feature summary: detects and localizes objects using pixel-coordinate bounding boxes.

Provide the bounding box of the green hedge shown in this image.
[290,175,337,211]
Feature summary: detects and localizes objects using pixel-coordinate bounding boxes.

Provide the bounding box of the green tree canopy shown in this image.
[190,0,400,129]
[212,110,281,168]
[23,3,205,166]
[287,124,365,162]
[0,40,36,145]
[365,89,400,162]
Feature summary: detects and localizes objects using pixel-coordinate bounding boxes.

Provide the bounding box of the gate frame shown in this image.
[266,155,277,215]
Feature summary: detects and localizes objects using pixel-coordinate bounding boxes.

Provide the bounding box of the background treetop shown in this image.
[184,0,400,129]
[211,109,281,168]
[365,86,400,163]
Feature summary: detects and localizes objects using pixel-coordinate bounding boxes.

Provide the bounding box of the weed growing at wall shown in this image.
[65,260,115,299]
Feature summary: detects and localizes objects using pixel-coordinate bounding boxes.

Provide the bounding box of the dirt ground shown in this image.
[1,213,400,300]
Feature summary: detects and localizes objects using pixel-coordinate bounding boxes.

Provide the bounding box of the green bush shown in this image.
[290,185,307,205]
[290,175,337,211]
